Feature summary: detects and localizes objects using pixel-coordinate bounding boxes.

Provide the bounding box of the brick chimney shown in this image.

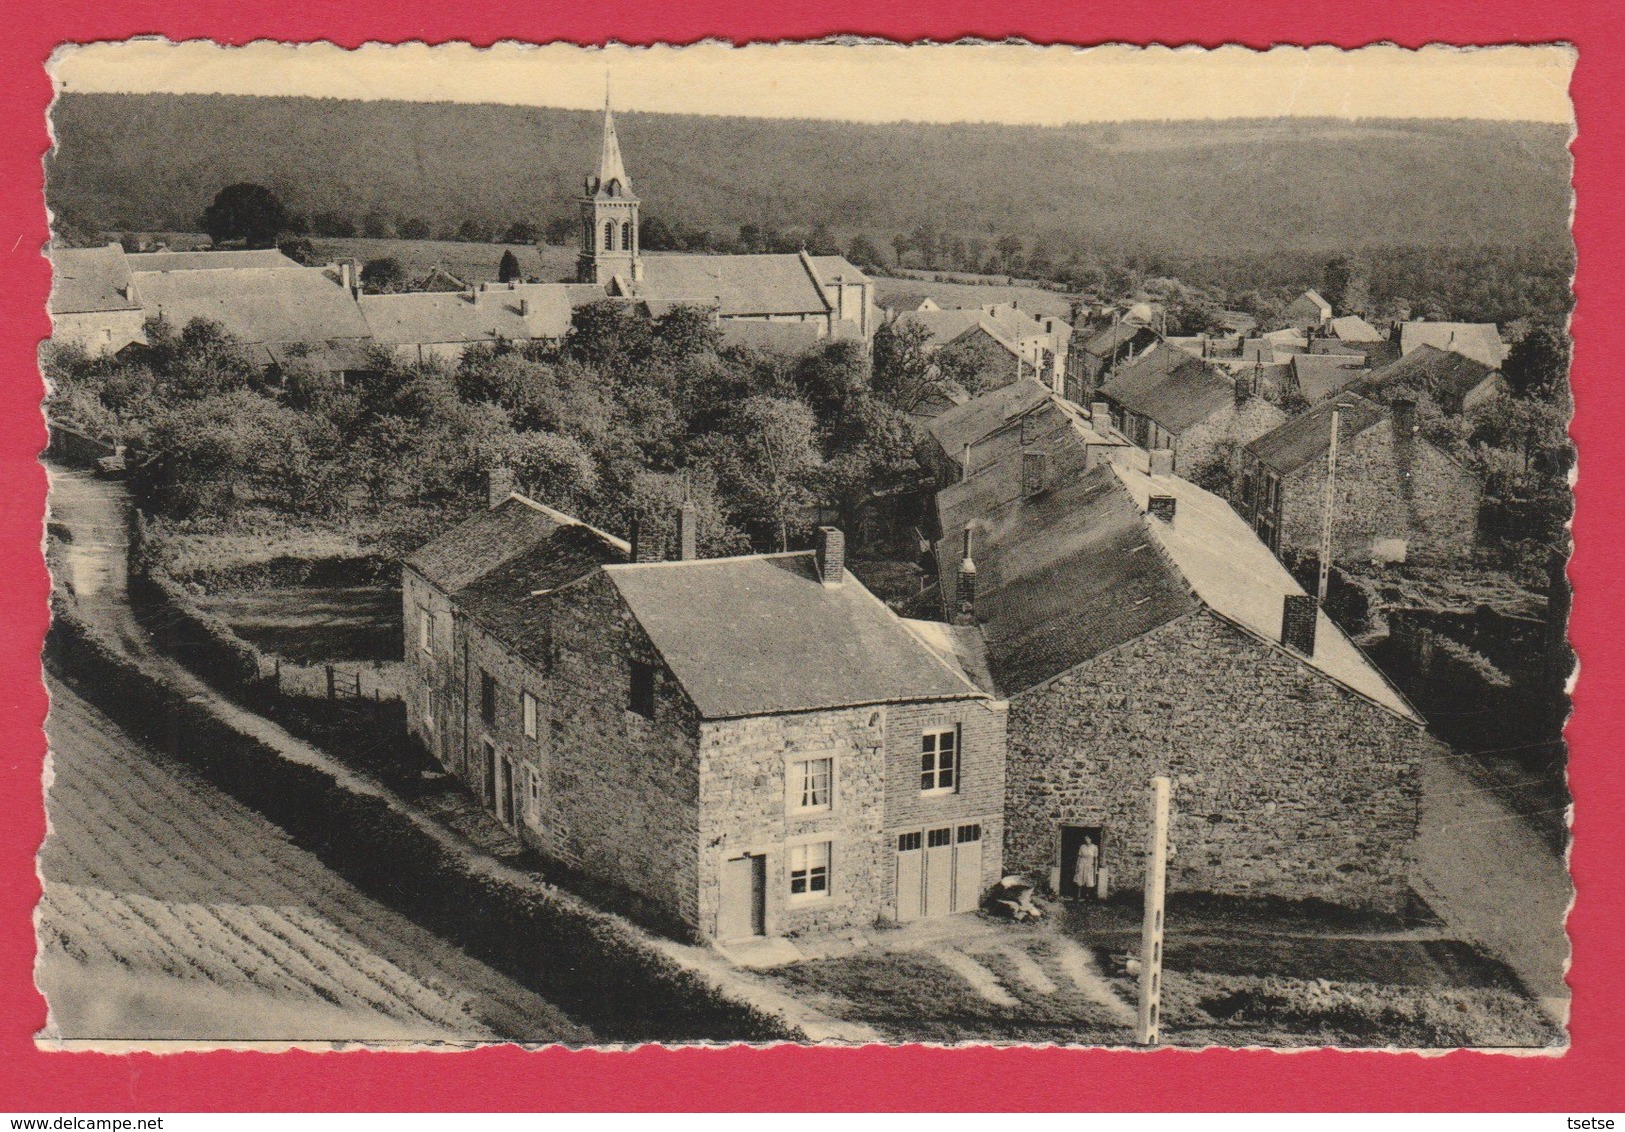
[486,465,516,509]
[677,502,699,562]
[519,298,530,317]
[1022,450,1050,498]
[954,526,978,625]
[1281,593,1318,655]
[1148,448,1175,477]
[1090,401,1112,432]
[1234,370,1252,404]
[629,517,663,564]
[816,526,845,587]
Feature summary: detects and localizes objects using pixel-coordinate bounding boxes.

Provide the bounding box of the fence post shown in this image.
[326,664,336,701]
[355,671,362,698]
[273,657,281,694]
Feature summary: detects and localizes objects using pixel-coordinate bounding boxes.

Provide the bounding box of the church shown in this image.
[576,97,878,349]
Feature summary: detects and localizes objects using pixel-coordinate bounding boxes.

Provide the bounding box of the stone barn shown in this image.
[935,451,1437,913]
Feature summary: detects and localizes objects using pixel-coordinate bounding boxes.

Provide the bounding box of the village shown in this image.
[39,95,1572,1048]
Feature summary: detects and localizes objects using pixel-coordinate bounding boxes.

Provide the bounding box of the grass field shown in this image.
[306,237,579,285]
[192,584,402,664]
[875,273,1076,320]
[38,677,589,1044]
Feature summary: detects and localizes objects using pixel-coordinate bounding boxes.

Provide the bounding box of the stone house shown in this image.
[923,378,1129,490]
[1364,344,1509,415]
[48,244,148,356]
[1071,319,1161,401]
[1283,289,1333,332]
[1236,392,1482,565]
[1398,321,1508,371]
[1100,345,1287,483]
[934,450,1435,912]
[893,303,1072,393]
[402,479,1007,941]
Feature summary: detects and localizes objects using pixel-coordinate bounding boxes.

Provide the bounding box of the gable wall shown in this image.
[1004,610,1427,911]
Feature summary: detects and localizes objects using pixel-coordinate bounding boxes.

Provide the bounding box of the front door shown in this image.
[497,756,517,827]
[720,853,766,940]
[1059,825,1105,899]
[482,739,497,809]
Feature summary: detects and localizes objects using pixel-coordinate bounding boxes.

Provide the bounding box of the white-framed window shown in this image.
[522,691,538,739]
[418,607,433,655]
[789,841,831,900]
[921,727,959,795]
[788,756,834,814]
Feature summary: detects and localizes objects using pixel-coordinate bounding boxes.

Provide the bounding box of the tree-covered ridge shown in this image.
[49,93,1572,261]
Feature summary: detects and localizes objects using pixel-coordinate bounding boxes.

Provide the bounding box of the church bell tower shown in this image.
[577,87,642,285]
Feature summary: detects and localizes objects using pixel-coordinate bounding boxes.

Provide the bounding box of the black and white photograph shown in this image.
[35,40,1576,1050]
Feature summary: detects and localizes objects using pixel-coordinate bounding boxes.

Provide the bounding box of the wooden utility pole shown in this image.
[1135,775,1172,1045]
[1317,404,1343,605]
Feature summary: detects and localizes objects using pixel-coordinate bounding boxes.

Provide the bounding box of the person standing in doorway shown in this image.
[1073,836,1099,898]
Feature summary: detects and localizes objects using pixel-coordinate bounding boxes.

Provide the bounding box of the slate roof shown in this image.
[935,450,1416,718]
[1399,321,1508,370]
[125,249,301,273]
[405,494,629,596]
[360,284,574,346]
[261,339,381,375]
[1245,392,1389,475]
[455,523,628,667]
[131,266,372,345]
[1102,346,1236,433]
[634,252,861,318]
[938,461,1199,696]
[1328,314,1384,343]
[927,379,1068,460]
[1290,354,1368,403]
[49,244,139,314]
[1082,320,1156,358]
[1364,344,1500,409]
[605,553,983,720]
[719,319,833,355]
[878,290,933,313]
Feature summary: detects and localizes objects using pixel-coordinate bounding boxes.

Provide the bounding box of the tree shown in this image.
[277,236,319,265]
[872,320,945,414]
[708,395,823,551]
[500,430,599,513]
[503,220,540,245]
[543,216,577,246]
[398,217,433,240]
[198,183,289,248]
[1503,325,1571,401]
[310,211,356,238]
[361,208,396,239]
[498,249,522,283]
[361,256,408,295]
[846,233,886,270]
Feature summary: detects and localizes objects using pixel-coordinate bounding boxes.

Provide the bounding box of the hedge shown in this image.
[45,599,796,1044]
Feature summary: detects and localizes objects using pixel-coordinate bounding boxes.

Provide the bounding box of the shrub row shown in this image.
[179,553,400,592]
[44,599,796,1044]
[130,566,263,689]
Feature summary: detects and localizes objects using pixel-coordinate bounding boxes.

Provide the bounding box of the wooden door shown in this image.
[952,824,984,912]
[924,826,954,918]
[720,854,765,940]
[497,756,516,826]
[895,832,923,923]
[482,739,497,808]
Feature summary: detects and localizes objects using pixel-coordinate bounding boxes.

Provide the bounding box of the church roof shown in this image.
[587,96,636,200]
[636,253,835,317]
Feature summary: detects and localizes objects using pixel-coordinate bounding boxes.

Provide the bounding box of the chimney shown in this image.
[1281,593,1318,655]
[1022,450,1050,498]
[677,502,698,562]
[1148,448,1175,477]
[954,526,978,625]
[1148,494,1177,522]
[1091,401,1112,431]
[961,442,973,483]
[816,527,845,586]
[1391,397,1418,434]
[519,298,530,317]
[486,465,516,509]
[1235,370,1252,404]
[629,517,663,563]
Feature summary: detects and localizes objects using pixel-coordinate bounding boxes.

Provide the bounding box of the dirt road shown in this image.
[1413,754,1572,1024]
[38,675,591,1044]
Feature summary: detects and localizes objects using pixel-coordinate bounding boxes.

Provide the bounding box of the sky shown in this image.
[49,40,1575,127]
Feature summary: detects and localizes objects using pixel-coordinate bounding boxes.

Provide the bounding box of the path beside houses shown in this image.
[1412,753,1572,1023]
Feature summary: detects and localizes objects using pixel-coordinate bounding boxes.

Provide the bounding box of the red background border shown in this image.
[2,0,1619,1112]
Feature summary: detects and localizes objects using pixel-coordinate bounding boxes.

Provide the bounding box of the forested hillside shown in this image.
[48,93,1572,262]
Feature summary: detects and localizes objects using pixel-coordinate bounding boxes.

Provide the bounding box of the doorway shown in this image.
[482,739,497,809]
[1059,825,1105,900]
[496,755,517,827]
[720,853,766,940]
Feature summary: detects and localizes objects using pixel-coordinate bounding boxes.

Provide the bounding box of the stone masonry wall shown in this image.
[882,699,1009,914]
[1177,398,1288,480]
[401,567,460,769]
[1280,422,1479,564]
[697,708,887,939]
[1004,610,1429,912]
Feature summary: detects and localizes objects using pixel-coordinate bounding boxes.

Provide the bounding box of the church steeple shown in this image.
[577,80,642,285]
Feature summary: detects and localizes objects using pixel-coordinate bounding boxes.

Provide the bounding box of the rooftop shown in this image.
[1399,321,1508,370]
[1364,343,1501,407]
[605,551,984,720]
[360,283,575,346]
[1328,314,1385,343]
[126,248,301,273]
[405,493,629,596]
[1244,392,1389,475]
[1102,345,1236,433]
[49,244,139,315]
[633,252,867,318]
[1290,353,1368,403]
[130,266,372,346]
